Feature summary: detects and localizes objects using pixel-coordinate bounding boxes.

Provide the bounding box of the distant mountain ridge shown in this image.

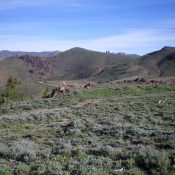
[0,46,175,86]
[0,47,136,86]
[0,50,61,60]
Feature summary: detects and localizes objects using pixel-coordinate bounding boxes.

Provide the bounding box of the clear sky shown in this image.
[0,0,175,55]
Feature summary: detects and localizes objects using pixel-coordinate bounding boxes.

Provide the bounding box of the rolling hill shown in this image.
[0,47,137,86]
[93,46,175,82]
[0,46,175,86]
[0,55,55,86]
[138,46,175,77]
[49,47,136,79]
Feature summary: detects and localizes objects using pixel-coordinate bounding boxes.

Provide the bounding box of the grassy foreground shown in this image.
[0,86,174,115]
[0,86,175,175]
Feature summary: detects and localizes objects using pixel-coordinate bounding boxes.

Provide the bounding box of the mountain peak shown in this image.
[161,46,175,51]
[66,47,89,52]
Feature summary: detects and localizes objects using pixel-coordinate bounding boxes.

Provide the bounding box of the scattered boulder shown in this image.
[43,85,70,98]
[83,82,96,88]
[134,77,148,82]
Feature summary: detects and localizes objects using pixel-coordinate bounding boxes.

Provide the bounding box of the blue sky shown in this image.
[0,0,175,55]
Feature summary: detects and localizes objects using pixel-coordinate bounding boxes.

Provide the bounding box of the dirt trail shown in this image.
[38,81,58,87]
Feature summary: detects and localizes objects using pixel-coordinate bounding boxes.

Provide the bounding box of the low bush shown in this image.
[0,164,13,175]
[135,146,170,174]
[0,140,38,162]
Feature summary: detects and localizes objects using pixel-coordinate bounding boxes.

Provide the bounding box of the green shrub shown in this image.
[42,86,49,98]
[10,139,38,162]
[0,164,13,175]
[30,162,66,175]
[0,143,9,159]
[80,166,109,175]
[121,158,135,169]
[13,163,30,175]
[122,168,144,175]
[0,140,38,162]
[135,146,170,174]
[4,77,19,101]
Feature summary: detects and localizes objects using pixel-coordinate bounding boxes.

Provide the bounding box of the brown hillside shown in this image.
[139,46,175,77]
[0,56,54,86]
[1,47,175,87]
[50,47,135,79]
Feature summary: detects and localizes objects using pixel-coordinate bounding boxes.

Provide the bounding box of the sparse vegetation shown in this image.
[0,0,175,173]
[0,82,174,174]
[0,85,174,115]
[0,50,175,174]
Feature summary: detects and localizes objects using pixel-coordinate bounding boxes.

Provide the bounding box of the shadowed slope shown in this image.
[50,47,135,79]
[139,46,175,77]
